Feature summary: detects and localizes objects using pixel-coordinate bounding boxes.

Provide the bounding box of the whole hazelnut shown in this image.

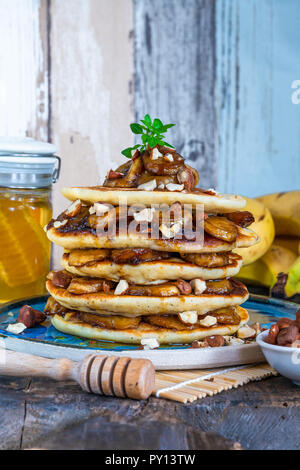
[265,323,279,345]
[18,305,46,329]
[203,335,225,348]
[277,325,299,346]
[277,317,293,330]
[52,271,72,289]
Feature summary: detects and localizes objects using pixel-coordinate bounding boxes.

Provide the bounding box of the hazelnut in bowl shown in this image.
[256,311,300,386]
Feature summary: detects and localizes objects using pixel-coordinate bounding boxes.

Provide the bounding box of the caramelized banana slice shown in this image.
[127,282,180,297]
[204,216,238,242]
[110,248,170,265]
[78,312,141,330]
[145,314,190,330]
[68,249,110,267]
[177,166,197,191]
[67,277,113,294]
[88,207,127,231]
[226,211,254,228]
[137,174,177,187]
[103,157,143,187]
[204,279,233,295]
[181,252,236,268]
[88,207,116,231]
[44,297,68,316]
[142,149,186,176]
[209,306,241,325]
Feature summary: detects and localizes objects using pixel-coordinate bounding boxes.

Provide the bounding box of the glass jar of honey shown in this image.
[0,138,60,303]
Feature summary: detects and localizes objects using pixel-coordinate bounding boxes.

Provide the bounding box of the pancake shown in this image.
[61,252,243,283]
[62,186,246,212]
[47,225,259,252]
[46,278,249,315]
[51,305,249,344]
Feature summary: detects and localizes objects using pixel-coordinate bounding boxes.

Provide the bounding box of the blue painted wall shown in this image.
[216,0,300,197]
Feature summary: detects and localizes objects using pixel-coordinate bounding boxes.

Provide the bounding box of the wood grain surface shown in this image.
[134,0,216,189]
[1,0,298,202]
[0,0,49,140]
[1,0,299,268]
[215,0,300,196]
[0,374,298,450]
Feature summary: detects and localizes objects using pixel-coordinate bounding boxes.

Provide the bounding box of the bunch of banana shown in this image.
[237,191,300,298]
[234,197,275,265]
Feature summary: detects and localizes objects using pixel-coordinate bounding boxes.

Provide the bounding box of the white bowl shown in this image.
[257,330,300,385]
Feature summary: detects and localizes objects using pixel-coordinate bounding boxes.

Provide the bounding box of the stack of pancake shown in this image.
[44,145,259,345]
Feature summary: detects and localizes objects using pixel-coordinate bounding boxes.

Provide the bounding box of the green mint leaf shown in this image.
[121,147,134,158]
[148,136,158,148]
[142,134,149,144]
[125,115,175,156]
[153,118,163,131]
[130,123,144,134]
[157,140,175,149]
[143,114,152,126]
[160,124,175,132]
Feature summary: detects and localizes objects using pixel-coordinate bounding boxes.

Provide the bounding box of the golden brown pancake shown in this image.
[51,305,249,344]
[47,224,259,252]
[62,186,246,212]
[61,251,243,283]
[46,278,249,316]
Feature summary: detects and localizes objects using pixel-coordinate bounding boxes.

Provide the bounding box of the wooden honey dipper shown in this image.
[0,349,155,400]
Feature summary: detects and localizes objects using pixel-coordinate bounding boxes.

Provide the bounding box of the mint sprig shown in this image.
[122,114,175,158]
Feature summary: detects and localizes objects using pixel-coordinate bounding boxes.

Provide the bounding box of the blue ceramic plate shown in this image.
[0,294,299,351]
[0,295,298,370]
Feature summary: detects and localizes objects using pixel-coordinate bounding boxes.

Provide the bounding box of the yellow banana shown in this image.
[238,244,297,295]
[273,236,300,255]
[285,256,300,297]
[257,191,300,237]
[234,197,275,265]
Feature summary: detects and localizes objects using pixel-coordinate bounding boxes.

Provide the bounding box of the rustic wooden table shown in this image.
[1,289,299,451]
[1,374,299,450]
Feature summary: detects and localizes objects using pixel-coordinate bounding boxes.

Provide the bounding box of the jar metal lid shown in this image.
[0,137,61,189]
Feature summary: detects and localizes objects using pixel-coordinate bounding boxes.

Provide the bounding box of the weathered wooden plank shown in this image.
[0,374,299,450]
[134,0,216,188]
[0,376,239,450]
[0,0,49,140]
[34,416,240,450]
[0,377,31,450]
[49,0,134,266]
[216,0,300,197]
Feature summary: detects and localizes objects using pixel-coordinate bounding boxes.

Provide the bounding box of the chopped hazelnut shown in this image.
[65,199,82,218]
[199,315,217,327]
[133,208,155,222]
[6,323,27,335]
[141,337,160,350]
[53,220,68,229]
[190,279,206,295]
[178,311,198,325]
[150,148,163,160]
[164,153,174,162]
[138,180,157,191]
[166,183,185,192]
[237,325,257,340]
[114,280,129,295]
